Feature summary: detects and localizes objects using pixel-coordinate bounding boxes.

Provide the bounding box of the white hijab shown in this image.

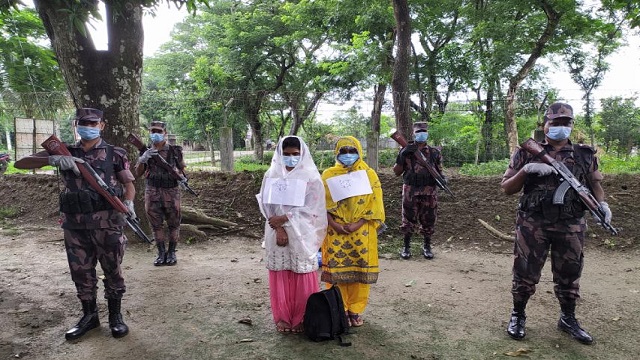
[257,136,327,272]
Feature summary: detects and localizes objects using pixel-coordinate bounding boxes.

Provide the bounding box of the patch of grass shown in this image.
[459,159,510,176]
[0,207,20,218]
[599,153,640,174]
[2,228,21,236]
[2,162,56,175]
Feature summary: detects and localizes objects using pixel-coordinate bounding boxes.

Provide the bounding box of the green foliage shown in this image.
[597,97,640,156]
[378,148,398,168]
[3,162,55,175]
[0,206,19,218]
[598,153,640,174]
[459,159,510,176]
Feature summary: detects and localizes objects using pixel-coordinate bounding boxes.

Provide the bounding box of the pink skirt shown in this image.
[268,270,319,327]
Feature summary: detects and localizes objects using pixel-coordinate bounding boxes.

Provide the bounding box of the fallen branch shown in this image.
[181,206,238,227]
[477,219,513,241]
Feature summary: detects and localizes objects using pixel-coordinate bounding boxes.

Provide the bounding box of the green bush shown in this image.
[459,159,510,176]
[378,149,398,168]
[598,154,640,174]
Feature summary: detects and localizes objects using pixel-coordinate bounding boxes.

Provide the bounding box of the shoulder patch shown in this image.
[575,143,596,154]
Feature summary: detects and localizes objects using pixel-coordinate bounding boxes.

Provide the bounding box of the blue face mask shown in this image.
[547,126,572,141]
[76,126,101,140]
[150,133,165,144]
[337,153,359,166]
[282,155,301,168]
[414,132,429,143]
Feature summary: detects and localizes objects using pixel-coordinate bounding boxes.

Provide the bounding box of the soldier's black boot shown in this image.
[399,234,412,260]
[507,300,527,340]
[558,303,593,344]
[165,241,177,266]
[65,299,100,340]
[108,298,129,338]
[154,241,166,266]
[422,237,434,259]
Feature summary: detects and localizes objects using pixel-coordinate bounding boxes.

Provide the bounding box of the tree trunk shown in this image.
[504,2,561,153]
[481,87,495,162]
[288,92,323,135]
[367,83,387,171]
[34,1,143,152]
[392,0,413,140]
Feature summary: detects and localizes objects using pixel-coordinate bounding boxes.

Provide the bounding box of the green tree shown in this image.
[598,96,640,156]
[0,7,67,149]
[0,0,210,151]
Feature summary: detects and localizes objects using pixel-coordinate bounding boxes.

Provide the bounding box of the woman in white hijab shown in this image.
[257,136,327,333]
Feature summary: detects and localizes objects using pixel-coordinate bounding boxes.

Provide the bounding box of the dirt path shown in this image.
[1,225,639,360]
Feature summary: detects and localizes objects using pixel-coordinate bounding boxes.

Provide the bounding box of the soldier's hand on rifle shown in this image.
[523,163,557,176]
[400,143,418,158]
[138,148,158,164]
[124,199,137,219]
[48,155,85,176]
[595,201,612,224]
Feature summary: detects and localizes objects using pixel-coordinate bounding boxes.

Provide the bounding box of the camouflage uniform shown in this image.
[398,145,443,238]
[60,139,135,301]
[142,143,184,245]
[394,121,445,260]
[503,140,598,305]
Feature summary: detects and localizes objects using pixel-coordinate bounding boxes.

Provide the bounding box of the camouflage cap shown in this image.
[75,108,103,122]
[413,122,428,131]
[149,120,166,131]
[545,102,574,122]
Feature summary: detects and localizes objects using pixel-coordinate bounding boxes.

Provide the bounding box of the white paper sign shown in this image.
[326,170,372,202]
[263,178,307,206]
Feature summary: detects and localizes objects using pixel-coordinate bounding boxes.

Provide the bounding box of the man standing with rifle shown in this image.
[392,122,447,260]
[134,121,186,266]
[501,102,613,345]
[15,108,135,340]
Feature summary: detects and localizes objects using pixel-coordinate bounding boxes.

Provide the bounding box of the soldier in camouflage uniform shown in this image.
[501,102,612,345]
[393,122,447,260]
[15,108,136,340]
[134,121,185,266]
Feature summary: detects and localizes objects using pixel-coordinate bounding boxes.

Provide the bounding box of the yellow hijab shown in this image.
[321,136,385,224]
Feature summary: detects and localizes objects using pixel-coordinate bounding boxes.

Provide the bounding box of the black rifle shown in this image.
[127,133,198,197]
[520,138,618,235]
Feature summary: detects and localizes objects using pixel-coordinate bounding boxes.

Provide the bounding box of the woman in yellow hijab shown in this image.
[321,136,385,327]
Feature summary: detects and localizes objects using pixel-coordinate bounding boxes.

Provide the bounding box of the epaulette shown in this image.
[574,143,596,154]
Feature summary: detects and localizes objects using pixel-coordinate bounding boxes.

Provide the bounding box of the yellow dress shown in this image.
[321,136,385,285]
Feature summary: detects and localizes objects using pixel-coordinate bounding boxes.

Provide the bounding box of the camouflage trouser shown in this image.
[63,227,127,301]
[511,214,585,305]
[144,186,181,244]
[400,192,438,237]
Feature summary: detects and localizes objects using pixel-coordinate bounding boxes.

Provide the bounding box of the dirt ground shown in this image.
[1,169,639,360]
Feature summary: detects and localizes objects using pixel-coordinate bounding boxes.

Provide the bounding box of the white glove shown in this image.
[523,163,557,176]
[49,155,85,176]
[595,201,612,224]
[138,148,158,164]
[124,199,137,219]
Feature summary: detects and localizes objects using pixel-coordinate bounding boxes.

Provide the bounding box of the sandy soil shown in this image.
[0,170,638,359]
